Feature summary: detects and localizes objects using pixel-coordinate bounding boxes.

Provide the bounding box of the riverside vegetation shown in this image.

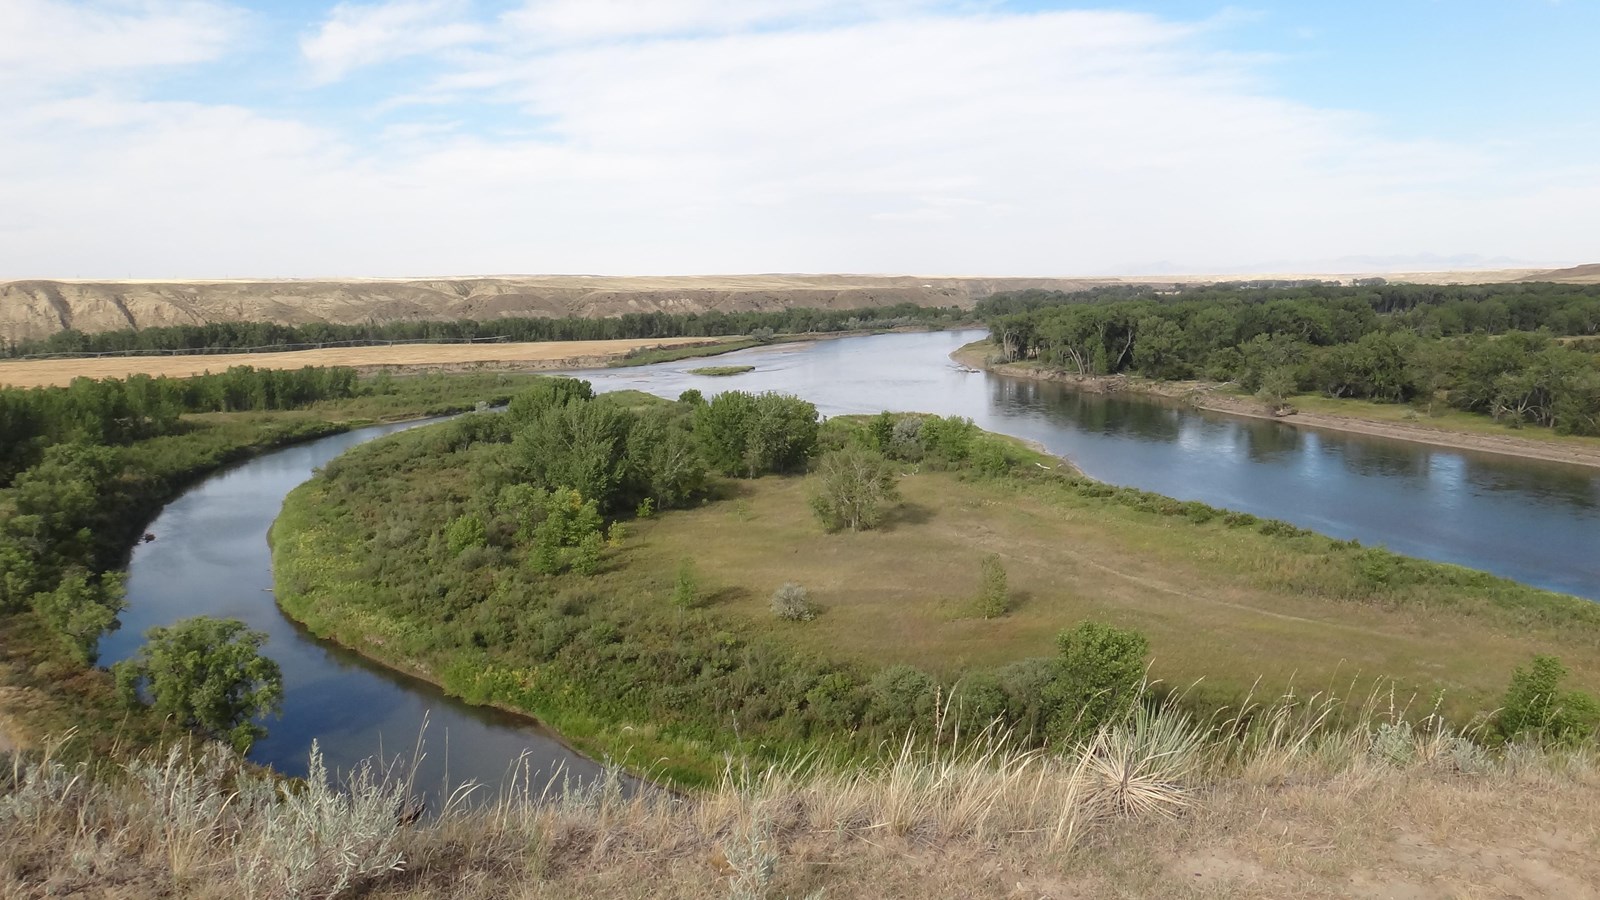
[272,379,1600,787]
[5,369,1600,896]
[0,367,559,755]
[983,282,1600,434]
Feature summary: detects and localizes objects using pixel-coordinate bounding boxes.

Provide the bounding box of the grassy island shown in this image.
[687,365,756,376]
[270,378,1600,786]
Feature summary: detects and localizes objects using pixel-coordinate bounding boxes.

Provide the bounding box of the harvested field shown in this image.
[0,337,732,388]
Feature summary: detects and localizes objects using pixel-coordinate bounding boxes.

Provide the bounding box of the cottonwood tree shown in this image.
[113,616,284,753]
[809,447,900,532]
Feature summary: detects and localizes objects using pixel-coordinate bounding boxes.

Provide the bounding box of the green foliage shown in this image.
[809,447,901,532]
[572,531,605,577]
[867,664,937,732]
[1256,366,1299,412]
[694,391,819,477]
[9,304,972,361]
[31,568,125,664]
[444,513,487,555]
[112,616,284,753]
[771,582,815,622]
[1047,621,1150,744]
[986,283,1600,434]
[1497,654,1600,745]
[975,554,1008,619]
[0,366,360,486]
[677,388,705,406]
[672,558,699,608]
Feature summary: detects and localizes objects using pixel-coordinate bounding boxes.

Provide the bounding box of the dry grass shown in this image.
[4,693,1598,899]
[0,337,732,388]
[614,470,1600,720]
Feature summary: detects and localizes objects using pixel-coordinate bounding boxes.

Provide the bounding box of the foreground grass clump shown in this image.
[5,692,1599,899]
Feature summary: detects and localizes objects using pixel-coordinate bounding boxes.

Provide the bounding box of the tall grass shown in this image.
[2,685,1593,898]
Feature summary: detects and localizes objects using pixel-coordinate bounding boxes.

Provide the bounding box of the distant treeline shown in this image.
[0,366,359,486]
[982,283,1600,435]
[3,303,971,358]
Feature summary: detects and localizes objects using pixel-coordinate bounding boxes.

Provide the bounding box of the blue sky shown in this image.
[2,0,1596,278]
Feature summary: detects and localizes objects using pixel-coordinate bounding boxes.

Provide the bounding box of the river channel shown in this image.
[106,328,1600,793]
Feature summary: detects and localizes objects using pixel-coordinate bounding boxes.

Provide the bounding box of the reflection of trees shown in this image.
[1238,420,1302,462]
[1326,439,1427,479]
[1027,385,1182,441]
[1462,457,1600,512]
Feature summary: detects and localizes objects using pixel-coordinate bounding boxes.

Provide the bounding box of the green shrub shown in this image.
[867,664,937,732]
[112,616,283,753]
[1497,654,1600,745]
[975,554,1008,618]
[444,513,487,555]
[809,447,900,532]
[1047,621,1150,744]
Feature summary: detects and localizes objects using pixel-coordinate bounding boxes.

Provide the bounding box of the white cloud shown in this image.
[0,0,240,89]
[0,2,1594,278]
[300,0,487,82]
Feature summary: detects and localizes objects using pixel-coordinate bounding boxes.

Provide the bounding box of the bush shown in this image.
[444,513,487,555]
[1497,654,1600,745]
[112,616,284,753]
[809,447,900,532]
[974,553,1008,618]
[867,664,938,732]
[1047,621,1150,744]
[771,582,816,622]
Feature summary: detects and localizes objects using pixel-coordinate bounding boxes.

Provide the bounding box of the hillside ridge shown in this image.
[3,267,1591,344]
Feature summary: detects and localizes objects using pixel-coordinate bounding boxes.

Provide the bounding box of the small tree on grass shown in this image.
[672,558,698,608]
[1257,367,1298,414]
[974,554,1008,618]
[1498,654,1600,745]
[809,447,900,532]
[1046,620,1149,744]
[113,616,283,753]
[771,582,816,621]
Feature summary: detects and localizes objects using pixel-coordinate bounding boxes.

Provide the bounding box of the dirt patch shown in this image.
[0,337,729,388]
[957,344,1600,471]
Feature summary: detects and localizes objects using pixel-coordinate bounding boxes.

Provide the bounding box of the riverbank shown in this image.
[953,341,1600,471]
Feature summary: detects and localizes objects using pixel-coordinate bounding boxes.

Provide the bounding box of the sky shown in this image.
[2,0,1597,279]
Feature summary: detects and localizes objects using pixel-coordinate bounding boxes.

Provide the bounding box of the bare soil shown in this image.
[0,337,728,388]
[956,344,1600,472]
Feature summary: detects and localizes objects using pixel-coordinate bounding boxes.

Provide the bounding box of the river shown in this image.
[104,328,1600,793]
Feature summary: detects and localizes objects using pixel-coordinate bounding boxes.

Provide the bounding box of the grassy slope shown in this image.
[271,415,1600,785]
[588,469,1600,719]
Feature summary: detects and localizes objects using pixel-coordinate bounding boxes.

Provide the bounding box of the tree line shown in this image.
[4,303,971,358]
[983,283,1600,435]
[0,366,363,666]
[1,366,359,487]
